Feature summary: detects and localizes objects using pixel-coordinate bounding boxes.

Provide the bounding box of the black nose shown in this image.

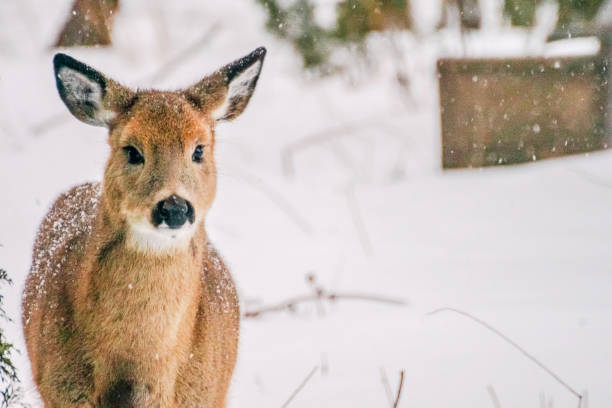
[152,194,195,229]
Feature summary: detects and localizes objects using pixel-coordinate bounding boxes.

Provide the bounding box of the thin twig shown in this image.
[345,183,373,255]
[281,113,410,180]
[306,274,326,317]
[320,353,328,376]
[392,370,405,408]
[282,119,372,178]
[566,167,612,190]
[232,169,313,235]
[380,367,394,407]
[30,112,69,137]
[328,139,361,177]
[243,291,407,318]
[280,366,319,408]
[428,308,583,408]
[387,31,416,110]
[487,384,502,408]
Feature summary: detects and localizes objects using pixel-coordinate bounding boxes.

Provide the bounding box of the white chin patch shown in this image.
[127,218,197,253]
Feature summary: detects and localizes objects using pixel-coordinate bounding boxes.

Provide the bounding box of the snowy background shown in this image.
[0,0,611,406]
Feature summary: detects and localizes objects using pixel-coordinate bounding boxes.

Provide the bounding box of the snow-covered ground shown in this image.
[1,0,611,406]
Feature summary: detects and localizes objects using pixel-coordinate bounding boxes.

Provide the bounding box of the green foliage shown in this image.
[504,0,539,27]
[503,0,606,29]
[256,0,411,70]
[335,0,411,42]
[556,0,607,30]
[258,0,608,70]
[0,269,25,408]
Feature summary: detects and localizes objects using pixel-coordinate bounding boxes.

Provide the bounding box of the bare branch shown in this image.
[428,308,583,407]
[280,366,319,408]
[243,291,407,319]
[392,370,405,408]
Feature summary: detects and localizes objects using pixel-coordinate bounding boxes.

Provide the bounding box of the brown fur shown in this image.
[23,50,264,408]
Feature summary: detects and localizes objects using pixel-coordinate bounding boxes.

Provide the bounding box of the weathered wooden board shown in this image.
[438,56,609,168]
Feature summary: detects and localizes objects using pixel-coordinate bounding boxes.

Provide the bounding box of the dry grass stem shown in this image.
[566,167,612,189]
[280,366,319,408]
[486,384,502,408]
[30,113,68,136]
[380,367,394,407]
[428,308,583,408]
[320,353,328,376]
[392,370,405,408]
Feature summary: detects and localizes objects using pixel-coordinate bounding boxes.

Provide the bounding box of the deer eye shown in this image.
[192,145,204,163]
[123,146,144,165]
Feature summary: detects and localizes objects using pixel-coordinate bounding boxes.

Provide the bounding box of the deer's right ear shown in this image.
[53,53,134,127]
[183,47,266,122]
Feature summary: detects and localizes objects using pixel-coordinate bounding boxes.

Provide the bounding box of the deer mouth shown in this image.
[126,214,197,253]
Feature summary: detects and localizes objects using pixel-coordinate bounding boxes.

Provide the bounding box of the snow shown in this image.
[23,182,99,326]
[0,0,611,407]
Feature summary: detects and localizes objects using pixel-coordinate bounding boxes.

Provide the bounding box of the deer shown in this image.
[22,47,266,408]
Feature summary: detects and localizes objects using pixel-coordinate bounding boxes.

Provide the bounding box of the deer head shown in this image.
[53,47,266,253]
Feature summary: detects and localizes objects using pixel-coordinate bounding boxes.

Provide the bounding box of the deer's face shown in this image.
[105,93,217,251]
[53,48,266,252]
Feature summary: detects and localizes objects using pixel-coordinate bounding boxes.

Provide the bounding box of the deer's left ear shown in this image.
[53,53,134,127]
[184,47,266,122]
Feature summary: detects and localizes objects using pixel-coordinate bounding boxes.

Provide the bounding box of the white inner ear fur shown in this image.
[57,66,116,125]
[212,60,262,121]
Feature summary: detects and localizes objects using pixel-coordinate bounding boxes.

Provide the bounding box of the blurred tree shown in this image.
[257,0,329,68]
[438,0,482,30]
[503,0,606,33]
[55,0,119,47]
[335,0,411,42]
[256,0,411,70]
[555,0,607,32]
[504,0,540,27]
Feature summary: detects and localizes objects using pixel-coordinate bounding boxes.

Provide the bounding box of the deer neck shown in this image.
[76,197,205,349]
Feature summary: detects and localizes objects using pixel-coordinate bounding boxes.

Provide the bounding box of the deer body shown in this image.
[22,49,266,408]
